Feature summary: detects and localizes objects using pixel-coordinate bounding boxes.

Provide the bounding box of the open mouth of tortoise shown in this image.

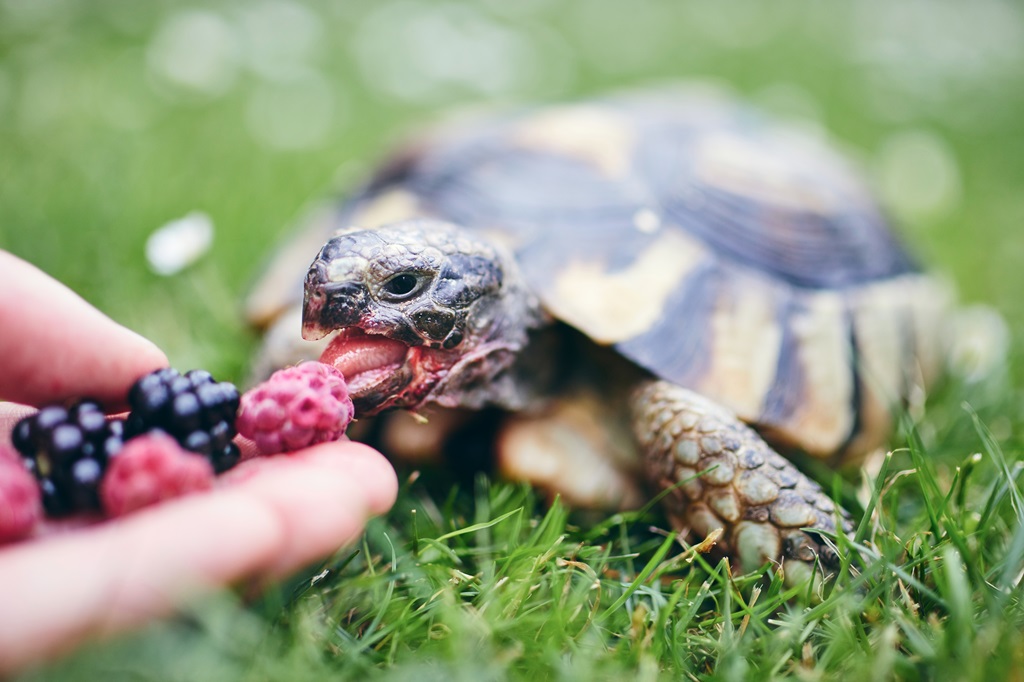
[319,327,464,416]
[319,328,411,399]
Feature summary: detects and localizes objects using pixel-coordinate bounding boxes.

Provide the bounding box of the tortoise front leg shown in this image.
[630,380,853,580]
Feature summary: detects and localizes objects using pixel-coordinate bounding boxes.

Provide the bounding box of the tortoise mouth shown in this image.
[319,328,411,405]
[318,327,462,415]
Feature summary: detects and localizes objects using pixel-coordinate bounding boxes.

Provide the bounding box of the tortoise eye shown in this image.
[382,273,422,300]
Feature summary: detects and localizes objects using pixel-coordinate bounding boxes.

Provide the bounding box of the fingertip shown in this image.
[220,453,384,578]
[81,319,169,410]
[288,441,399,516]
[224,441,398,517]
[0,252,170,409]
[121,330,170,379]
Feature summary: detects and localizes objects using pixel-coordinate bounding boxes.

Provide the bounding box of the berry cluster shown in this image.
[3,361,354,542]
[237,362,354,455]
[126,368,241,474]
[9,368,241,519]
[12,400,125,516]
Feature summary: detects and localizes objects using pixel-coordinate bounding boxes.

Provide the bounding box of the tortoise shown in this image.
[246,86,951,578]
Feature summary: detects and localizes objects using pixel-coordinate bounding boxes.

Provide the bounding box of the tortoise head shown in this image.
[302,219,542,415]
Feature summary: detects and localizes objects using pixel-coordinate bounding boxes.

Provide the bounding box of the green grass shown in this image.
[3,1,1024,680]
[23,401,1024,680]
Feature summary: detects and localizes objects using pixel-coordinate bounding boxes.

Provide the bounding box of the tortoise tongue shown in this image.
[319,331,410,392]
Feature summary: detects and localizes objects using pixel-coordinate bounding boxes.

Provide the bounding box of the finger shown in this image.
[232,433,353,463]
[223,442,398,578]
[0,492,280,672]
[0,251,168,410]
[0,442,396,673]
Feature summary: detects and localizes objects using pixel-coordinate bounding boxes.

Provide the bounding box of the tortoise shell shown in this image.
[248,87,950,460]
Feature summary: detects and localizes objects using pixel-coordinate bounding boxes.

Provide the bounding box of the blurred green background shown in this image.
[1,0,1022,382]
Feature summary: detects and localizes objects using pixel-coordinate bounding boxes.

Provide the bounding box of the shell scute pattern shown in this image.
[250,90,948,572]
[324,95,946,459]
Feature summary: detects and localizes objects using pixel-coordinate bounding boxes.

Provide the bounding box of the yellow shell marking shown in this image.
[347,188,425,230]
[546,229,708,345]
[776,290,854,456]
[842,273,952,458]
[844,279,910,458]
[693,130,862,214]
[514,105,635,178]
[695,273,785,424]
[907,275,954,388]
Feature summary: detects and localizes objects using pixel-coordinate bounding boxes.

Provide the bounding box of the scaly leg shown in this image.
[630,380,853,579]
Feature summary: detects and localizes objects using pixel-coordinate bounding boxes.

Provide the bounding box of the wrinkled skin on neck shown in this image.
[302,220,544,416]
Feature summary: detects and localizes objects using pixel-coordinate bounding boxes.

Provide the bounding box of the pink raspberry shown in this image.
[0,445,43,544]
[237,361,354,455]
[101,432,214,517]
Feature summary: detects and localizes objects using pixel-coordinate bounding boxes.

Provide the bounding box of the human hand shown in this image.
[0,251,398,673]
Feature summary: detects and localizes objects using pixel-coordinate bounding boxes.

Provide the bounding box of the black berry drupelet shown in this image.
[126,368,241,473]
[12,400,125,516]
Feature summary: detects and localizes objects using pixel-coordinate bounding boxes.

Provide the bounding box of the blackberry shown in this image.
[126,368,241,473]
[12,400,125,516]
